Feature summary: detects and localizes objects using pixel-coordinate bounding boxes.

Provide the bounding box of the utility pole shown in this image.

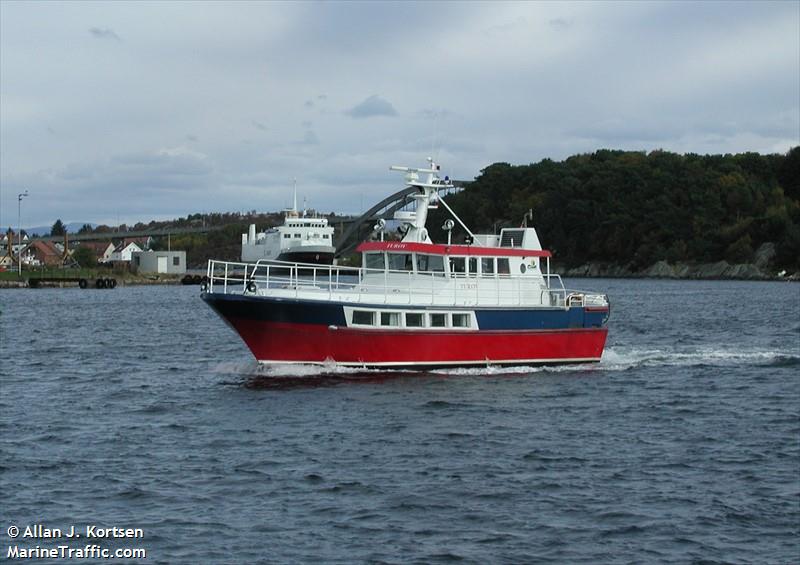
[17,190,28,275]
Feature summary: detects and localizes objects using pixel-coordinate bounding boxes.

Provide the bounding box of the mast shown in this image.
[389,157,479,244]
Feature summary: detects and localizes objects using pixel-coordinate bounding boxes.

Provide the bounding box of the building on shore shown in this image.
[131,250,186,274]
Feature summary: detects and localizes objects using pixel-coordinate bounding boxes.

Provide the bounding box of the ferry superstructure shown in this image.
[241,184,335,265]
[203,159,609,368]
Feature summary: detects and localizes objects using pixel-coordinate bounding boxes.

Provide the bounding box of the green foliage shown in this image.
[430,147,800,271]
[71,246,97,267]
[50,219,66,236]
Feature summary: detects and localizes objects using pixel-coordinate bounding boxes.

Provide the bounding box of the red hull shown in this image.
[228,319,608,367]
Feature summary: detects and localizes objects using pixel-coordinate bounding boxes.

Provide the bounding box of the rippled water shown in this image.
[1,280,798,563]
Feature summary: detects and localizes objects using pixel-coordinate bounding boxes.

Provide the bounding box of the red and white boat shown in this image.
[202,159,610,368]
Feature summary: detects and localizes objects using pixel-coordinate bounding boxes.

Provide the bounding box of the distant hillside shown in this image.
[428,147,800,273]
[23,222,98,236]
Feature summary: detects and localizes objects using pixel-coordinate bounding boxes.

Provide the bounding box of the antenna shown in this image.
[292,178,298,213]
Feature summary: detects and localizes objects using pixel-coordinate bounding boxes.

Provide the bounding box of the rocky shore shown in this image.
[563,260,798,281]
[561,244,798,281]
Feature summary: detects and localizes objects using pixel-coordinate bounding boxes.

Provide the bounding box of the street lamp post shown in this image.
[17,190,29,275]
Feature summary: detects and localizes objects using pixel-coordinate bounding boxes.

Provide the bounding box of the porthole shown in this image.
[520,263,527,273]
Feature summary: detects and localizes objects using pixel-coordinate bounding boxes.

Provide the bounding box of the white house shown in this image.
[1,232,29,254]
[108,241,142,262]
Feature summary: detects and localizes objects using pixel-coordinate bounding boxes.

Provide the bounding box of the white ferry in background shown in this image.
[205,158,610,369]
[241,185,335,265]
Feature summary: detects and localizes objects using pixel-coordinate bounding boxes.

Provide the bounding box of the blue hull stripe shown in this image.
[203,293,608,331]
[203,293,346,325]
[475,307,607,330]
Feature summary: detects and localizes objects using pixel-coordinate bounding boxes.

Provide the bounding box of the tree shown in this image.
[71,245,97,268]
[78,223,94,234]
[51,219,66,236]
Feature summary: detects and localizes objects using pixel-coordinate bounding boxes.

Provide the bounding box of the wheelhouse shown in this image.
[357,236,553,281]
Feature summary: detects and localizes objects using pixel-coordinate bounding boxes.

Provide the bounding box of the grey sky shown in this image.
[1,0,798,228]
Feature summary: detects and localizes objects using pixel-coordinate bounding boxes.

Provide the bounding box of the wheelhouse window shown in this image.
[429,313,447,328]
[388,253,413,271]
[405,312,424,327]
[497,258,510,275]
[468,258,478,275]
[417,254,445,275]
[452,313,471,328]
[481,257,495,275]
[380,312,400,326]
[449,257,465,275]
[352,310,375,325]
[365,253,385,271]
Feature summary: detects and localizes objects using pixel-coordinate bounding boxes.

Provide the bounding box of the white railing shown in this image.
[205,258,608,309]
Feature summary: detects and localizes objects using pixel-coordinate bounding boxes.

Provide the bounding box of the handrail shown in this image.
[204,258,609,309]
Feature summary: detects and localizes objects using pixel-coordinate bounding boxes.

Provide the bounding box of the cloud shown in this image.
[297,130,319,145]
[304,100,314,108]
[548,18,572,30]
[88,27,121,41]
[0,2,796,227]
[345,95,398,119]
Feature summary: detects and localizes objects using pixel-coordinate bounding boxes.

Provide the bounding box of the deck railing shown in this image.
[205,258,608,309]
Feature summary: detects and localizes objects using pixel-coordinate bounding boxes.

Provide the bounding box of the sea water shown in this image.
[1,280,798,563]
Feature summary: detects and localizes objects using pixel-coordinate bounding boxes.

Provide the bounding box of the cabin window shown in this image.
[173,256,180,266]
[417,254,445,274]
[449,257,465,275]
[481,257,495,275]
[388,253,413,271]
[468,258,478,275]
[283,234,291,239]
[405,312,424,327]
[323,234,330,239]
[452,313,471,328]
[380,312,400,326]
[352,310,375,325]
[294,234,301,238]
[497,258,510,274]
[429,313,447,328]
[365,253,385,270]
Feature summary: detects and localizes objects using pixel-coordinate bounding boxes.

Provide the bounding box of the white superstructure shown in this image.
[241,183,335,264]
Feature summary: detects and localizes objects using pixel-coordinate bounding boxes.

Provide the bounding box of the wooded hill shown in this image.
[429,147,800,272]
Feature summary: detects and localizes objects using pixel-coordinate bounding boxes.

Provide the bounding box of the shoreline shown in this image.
[557,259,799,282]
[0,276,186,289]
